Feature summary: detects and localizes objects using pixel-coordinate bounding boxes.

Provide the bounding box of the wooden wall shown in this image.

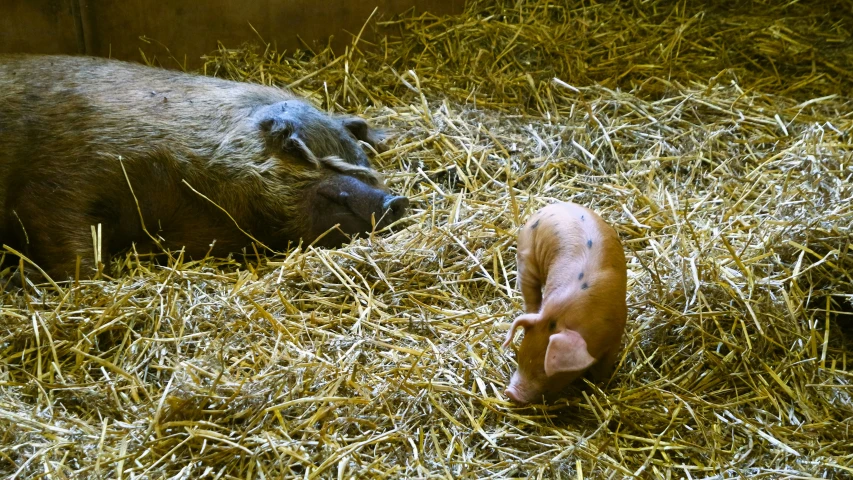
[1,0,462,68]
[0,0,83,56]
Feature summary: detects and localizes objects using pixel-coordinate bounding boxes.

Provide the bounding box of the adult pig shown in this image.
[503,202,627,404]
[0,54,409,279]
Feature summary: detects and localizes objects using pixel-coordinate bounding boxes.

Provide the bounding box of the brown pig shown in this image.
[0,54,409,280]
[503,202,627,404]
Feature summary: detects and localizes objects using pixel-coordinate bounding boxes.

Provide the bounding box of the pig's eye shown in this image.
[548,321,556,331]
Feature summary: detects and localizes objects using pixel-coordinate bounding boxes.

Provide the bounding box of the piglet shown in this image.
[503,201,627,404]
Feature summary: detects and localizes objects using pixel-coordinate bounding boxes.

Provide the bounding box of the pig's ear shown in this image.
[544,330,595,376]
[259,116,319,166]
[503,313,540,348]
[342,117,388,153]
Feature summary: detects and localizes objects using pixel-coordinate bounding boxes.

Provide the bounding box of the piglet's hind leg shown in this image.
[516,260,543,313]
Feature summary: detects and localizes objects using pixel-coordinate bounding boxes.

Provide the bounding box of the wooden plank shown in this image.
[81,0,462,68]
[0,0,82,55]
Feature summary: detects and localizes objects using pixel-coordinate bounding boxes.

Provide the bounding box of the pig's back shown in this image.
[0,54,291,165]
[0,54,290,217]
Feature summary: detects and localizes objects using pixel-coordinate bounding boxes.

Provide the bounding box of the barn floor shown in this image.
[2,0,853,478]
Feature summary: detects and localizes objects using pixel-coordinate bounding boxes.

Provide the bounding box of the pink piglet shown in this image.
[503,201,627,404]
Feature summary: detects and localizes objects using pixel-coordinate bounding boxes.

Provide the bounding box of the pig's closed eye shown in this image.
[320,189,350,206]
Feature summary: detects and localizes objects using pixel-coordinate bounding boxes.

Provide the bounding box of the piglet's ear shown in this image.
[544,330,595,377]
[343,117,388,153]
[502,313,540,349]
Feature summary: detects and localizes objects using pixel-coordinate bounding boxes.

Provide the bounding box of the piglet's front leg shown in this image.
[587,348,620,383]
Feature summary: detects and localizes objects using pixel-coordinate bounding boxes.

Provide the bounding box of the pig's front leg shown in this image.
[8,178,115,280]
[516,259,543,313]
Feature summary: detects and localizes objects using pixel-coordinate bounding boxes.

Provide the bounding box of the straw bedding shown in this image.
[2,0,852,478]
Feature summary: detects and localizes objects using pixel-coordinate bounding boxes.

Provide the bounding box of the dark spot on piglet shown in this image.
[531,219,540,230]
[578,272,584,280]
[587,239,593,248]
[581,215,585,221]
[582,283,589,290]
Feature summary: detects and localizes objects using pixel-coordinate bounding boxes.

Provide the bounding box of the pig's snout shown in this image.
[504,386,528,405]
[504,372,535,405]
[309,175,409,244]
[381,195,409,224]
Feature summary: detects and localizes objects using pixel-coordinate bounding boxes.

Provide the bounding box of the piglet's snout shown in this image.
[505,373,534,404]
[504,387,526,404]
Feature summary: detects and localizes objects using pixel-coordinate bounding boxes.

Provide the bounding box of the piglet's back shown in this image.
[524,202,627,353]
[520,202,625,290]
[507,202,628,403]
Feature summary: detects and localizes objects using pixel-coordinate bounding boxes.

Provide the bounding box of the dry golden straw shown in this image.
[2,0,852,478]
